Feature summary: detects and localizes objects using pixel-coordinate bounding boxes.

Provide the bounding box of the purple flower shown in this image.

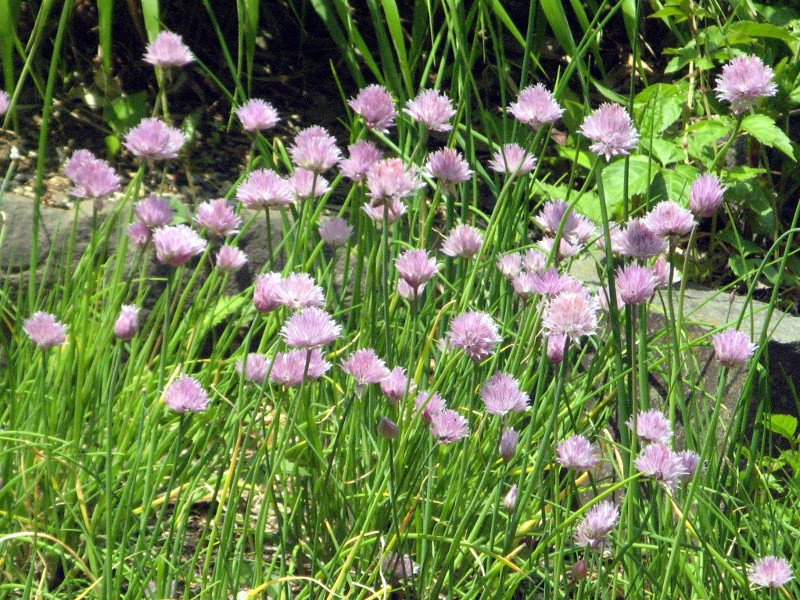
[615,263,657,305]
[487,143,537,175]
[508,84,564,129]
[499,428,520,462]
[366,158,422,204]
[63,149,121,199]
[497,253,523,280]
[340,140,383,181]
[415,391,447,422]
[341,348,390,389]
[690,174,727,218]
[534,199,596,244]
[424,148,473,184]
[634,443,687,492]
[527,269,582,299]
[397,278,425,301]
[378,417,400,440]
[135,194,174,229]
[143,31,195,68]
[537,236,583,261]
[715,54,777,114]
[318,217,353,248]
[748,556,794,588]
[114,305,140,341]
[546,333,568,363]
[236,99,279,132]
[127,221,152,248]
[644,200,696,239]
[237,169,293,209]
[627,409,673,445]
[504,484,518,512]
[617,218,667,259]
[276,273,325,310]
[574,501,619,549]
[215,246,248,272]
[280,307,342,349]
[362,197,407,224]
[711,329,757,367]
[541,291,600,343]
[164,375,211,413]
[652,255,670,288]
[194,198,241,238]
[270,349,331,387]
[253,273,282,313]
[677,450,702,482]
[288,168,331,200]
[23,312,67,349]
[0,90,10,116]
[446,310,502,363]
[430,408,470,443]
[289,126,340,173]
[395,249,440,291]
[441,224,483,259]
[381,366,415,405]
[124,118,187,160]
[579,103,639,161]
[152,224,207,267]
[480,372,528,416]
[348,84,396,132]
[383,553,420,580]
[557,435,600,471]
[236,353,270,383]
[404,89,456,131]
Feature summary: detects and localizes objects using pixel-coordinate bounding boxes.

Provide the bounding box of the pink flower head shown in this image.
[135,194,174,229]
[690,174,727,218]
[598,284,625,313]
[511,273,538,301]
[430,408,470,443]
[617,218,667,259]
[0,90,9,116]
[537,236,583,261]
[541,291,600,343]
[366,158,422,204]
[236,353,270,384]
[534,199,596,244]
[504,484,518,512]
[497,253,523,280]
[164,375,211,413]
[288,168,331,201]
[127,221,152,248]
[236,99,279,132]
[383,553,420,580]
[499,428,520,463]
[341,348,391,388]
[715,54,777,114]
[579,103,639,161]
[677,450,702,482]
[152,225,207,267]
[143,31,195,68]
[281,307,342,349]
[270,349,331,387]
[441,224,483,259]
[415,391,446,422]
[289,126,340,173]
[395,249,440,290]
[318,217,353,247]
[124,118,187,160]
[528,269,583,299]
[276,273,325,310]
[627,409,673,445]
[423,148,473,184]
[237,169,294,209]
[652,255,670,288]
[340,140,383,181]
[348,84,396,132]
[546,333,568,363]
[63,149,121,199]
[574,501,619,549]
[381,366,415,404]
[194,198,241,238]
[523,249,547,274]
[480,372,528,416]
[404,89,457,131]
[634,443,687,492]
[748,556,794,588]
[644,200,696,239]
[557,435,601,471]
[23,312,67,349]
[362,197,407,224]
[446,310,502,363]
[114,305,140,341]
[711,329,757,367]
[396,278,425,300]
[253,273,282,313]
[215,245,248,272]
[615,263,657,305]
[487,143,537,175]
[508,84,564,129]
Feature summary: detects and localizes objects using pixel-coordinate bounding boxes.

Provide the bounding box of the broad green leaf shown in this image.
[650,164,698,204]
[601,155,654,214]
[728,21,795,42]
[103,91,149,134]
[766,414,798,439]
[644,138,684,166]
[716,229,766,256]
[741,114,795,160]
[686,118,731,164]
[634,83,685,136]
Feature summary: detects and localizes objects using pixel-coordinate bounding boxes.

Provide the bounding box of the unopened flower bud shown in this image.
[570,559,589,581]
[114,305,140,341]
[378,417,399,440]
[499,428,520,463]
[504,484,518,512]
